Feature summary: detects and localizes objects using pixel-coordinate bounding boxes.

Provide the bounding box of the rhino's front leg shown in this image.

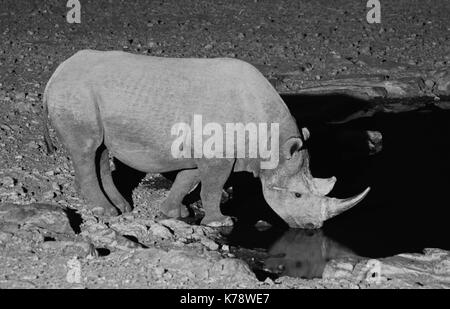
[160,169,200,218]
[198,159,234,227]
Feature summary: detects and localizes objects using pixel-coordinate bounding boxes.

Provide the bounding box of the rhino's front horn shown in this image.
[325,187,371,220]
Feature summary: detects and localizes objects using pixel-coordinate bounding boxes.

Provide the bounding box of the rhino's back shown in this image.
[49,50,292,123]
[46,50,299,171]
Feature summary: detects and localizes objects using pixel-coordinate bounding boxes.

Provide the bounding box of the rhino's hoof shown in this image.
[118,202,132,214]
[160,204,190,218]
[204,216,234,228]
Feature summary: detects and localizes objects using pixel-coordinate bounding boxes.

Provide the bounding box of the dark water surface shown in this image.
[221,105,450,279]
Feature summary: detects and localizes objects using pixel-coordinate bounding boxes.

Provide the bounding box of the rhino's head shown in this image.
[260,128,370,229]
[263,229,356,278]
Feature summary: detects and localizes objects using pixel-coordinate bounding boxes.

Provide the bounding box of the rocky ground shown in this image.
[0,0,449,289]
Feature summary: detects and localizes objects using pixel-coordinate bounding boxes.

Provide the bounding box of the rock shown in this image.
[0,176,16,188]
[1,124,12,132]
[367,130,383,155]
[323,249,450,288]
[110,221,149,239]
[13,102,33,113]
[14,91,25,100]
[0,231,12,242]
[41,240,95,258]
[26,141,40,149]
[149,223,173,240]
[137,248,257,283]
[42,191,57,200]
[200,238,219,251]
[158,218,195,238]
[424,79,435,89]
[154,266,166,277]
[81,226,140,251]
[264,277,274,285]
[51,182,61,191]
[210,258,257,282]
[431,68,450,94]
[0,203,74,234]
[360,45,372,55]
[301,62,313,72]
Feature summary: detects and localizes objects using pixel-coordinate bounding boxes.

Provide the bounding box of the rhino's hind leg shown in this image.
[98,147,132,214]
[160,169,200,218]
[56,121,118,216]
[198,159,234,227]
[70,146,119,217]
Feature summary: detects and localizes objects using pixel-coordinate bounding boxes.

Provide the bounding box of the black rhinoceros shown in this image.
[43,50,369,228]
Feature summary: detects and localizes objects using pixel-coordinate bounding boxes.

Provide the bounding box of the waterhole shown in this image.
[220,99,450,280]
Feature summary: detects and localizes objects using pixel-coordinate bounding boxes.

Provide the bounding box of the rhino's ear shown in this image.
[301,127,310,141]
[282,137,303,159]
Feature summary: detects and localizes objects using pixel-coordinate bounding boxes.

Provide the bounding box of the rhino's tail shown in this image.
[42,64,63,155]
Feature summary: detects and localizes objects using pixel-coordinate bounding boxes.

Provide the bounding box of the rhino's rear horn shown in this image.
[312,176,337,196]
[325,187,371,220]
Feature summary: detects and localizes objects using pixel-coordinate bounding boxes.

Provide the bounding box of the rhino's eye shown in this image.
[295,192,302,198]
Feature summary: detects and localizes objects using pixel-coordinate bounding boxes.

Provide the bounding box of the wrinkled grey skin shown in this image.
[43,50,369,227]
[263,229,357,278]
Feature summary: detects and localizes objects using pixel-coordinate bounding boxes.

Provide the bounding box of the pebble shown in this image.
[201,238,219,251]
[301,62,313,72]
[14,92,25,100]
[43,191,57,200]
[27,141,39,149]
[264,277,274,285]
[163,272,173,279]
[154,266,166,277]
[149,223,173,239]
[51,182,61,191]
[0,176,16,187]
[424,79,435,88]
[1,124,12,131]
[360,46,372,55]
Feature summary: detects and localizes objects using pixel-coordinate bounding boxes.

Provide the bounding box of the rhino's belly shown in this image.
[107,142,196,173]
[111,148,195,173]
[103,120,196,173]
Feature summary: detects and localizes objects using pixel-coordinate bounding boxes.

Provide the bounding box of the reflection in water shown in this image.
[224,110,450,263]
[223,226,358,279]
[263,229,357,279]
